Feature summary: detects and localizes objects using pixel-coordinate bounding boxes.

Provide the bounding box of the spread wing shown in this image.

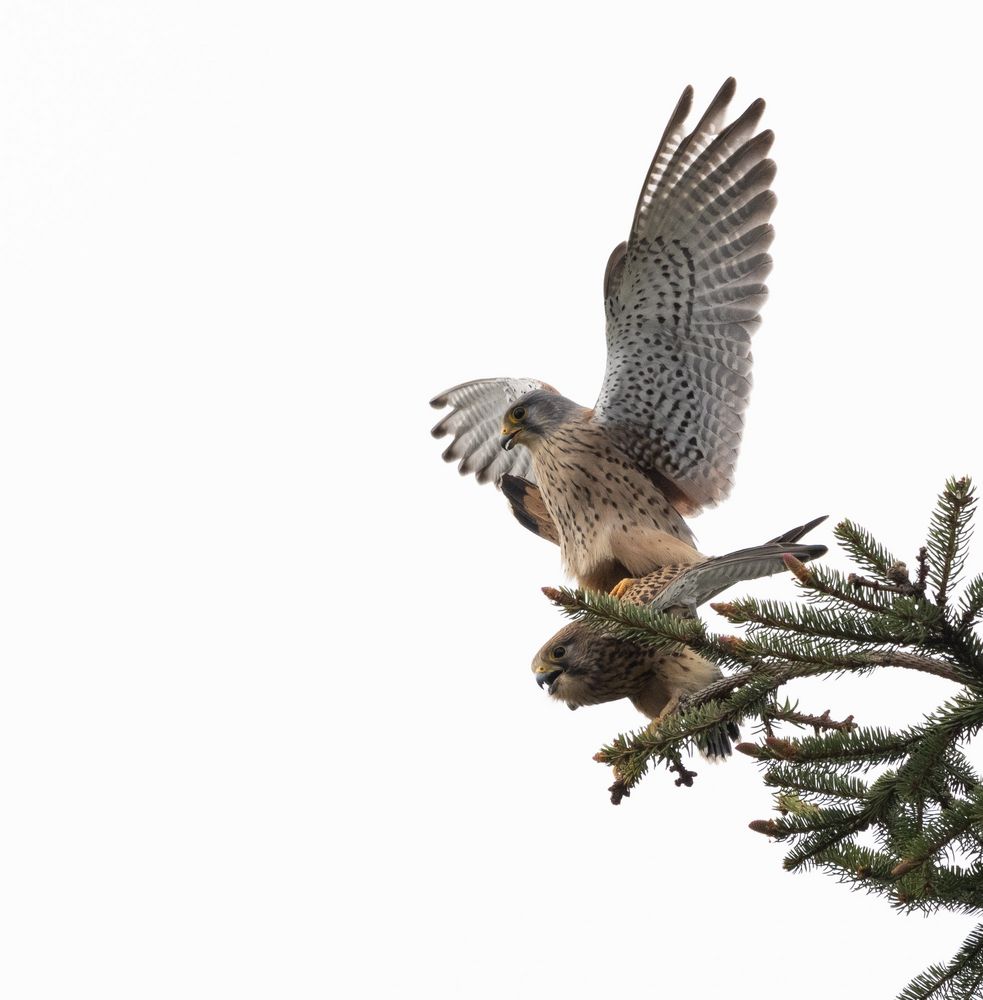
[595,78,776,513]
[430,378,553,485]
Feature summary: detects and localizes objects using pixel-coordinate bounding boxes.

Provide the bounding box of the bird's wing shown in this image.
[594,79,776,513]
[501,475,560,545]
[430,378,553,485]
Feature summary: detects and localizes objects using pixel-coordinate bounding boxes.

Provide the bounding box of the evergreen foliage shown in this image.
[548,478,983,999]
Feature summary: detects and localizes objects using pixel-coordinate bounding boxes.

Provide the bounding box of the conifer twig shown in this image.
[765,708,857,733]
[551,478,983,998]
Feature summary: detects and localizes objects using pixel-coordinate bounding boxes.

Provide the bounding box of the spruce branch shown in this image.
[898,923,983,1000]
[918,546,931,592]
[958,574,983,630]
[548,477,983,995]
[890,795,983,878]
[848,571,924,598]
[783,556,900,615]
[764,707,857,734]
[928,477,976,610]
[761,764,870,804]
[712,596,937,646]
[864,651,967,685]
[834,518,900,578]
[542,585,738,663]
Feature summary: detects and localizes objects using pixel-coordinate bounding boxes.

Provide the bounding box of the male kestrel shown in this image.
[531,517,827,758]
[431,79,775,593]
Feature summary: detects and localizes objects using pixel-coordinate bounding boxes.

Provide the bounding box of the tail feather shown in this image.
[767,514,828,546]
[651,516,828,611]
[698,721,741,761]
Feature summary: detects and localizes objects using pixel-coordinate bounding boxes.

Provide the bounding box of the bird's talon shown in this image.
[609,577,639,600]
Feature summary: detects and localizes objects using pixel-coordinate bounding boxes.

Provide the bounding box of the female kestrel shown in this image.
[531,517,827,759]
[431,79,775,593]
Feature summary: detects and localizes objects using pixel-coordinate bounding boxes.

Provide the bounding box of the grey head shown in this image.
[500,389,585,454]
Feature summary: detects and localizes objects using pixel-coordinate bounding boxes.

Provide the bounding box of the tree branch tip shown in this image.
[782,553,813,583]
[749,819,779,837]
[891,859,920,878]
[710,601,736,616]
[541,586,564,604]
[765,736,799,759]
[736,742,763,758]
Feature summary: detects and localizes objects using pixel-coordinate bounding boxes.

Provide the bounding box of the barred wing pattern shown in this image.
[633,516,828,611]
[595,78,776,513]
[652,539,826,612]
[430,378,552,485]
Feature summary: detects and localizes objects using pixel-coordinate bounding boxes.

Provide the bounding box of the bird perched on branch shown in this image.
[431,78,776,593]
[532,517,827,758]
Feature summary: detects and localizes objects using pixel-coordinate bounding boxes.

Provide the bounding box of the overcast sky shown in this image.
[2,2,981,997]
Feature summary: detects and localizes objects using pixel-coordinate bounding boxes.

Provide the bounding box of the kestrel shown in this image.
[531,517,827,758]
[431,79,775,593]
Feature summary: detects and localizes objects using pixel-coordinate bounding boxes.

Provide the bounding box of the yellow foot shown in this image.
[644,719,664,737]
[609,577,639,600]
[645,698,680,734]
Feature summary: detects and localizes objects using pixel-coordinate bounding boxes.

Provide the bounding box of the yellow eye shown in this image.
[551,645,566,659]
[512,406,526,421]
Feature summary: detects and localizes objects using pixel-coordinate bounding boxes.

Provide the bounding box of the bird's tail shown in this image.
[663,517,828,762]
[766,514,829,546]
[698,721,742,761]
[660,515,829,611]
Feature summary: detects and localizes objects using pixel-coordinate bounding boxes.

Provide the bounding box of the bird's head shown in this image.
[500,390,581,453]
[531,622,651,710]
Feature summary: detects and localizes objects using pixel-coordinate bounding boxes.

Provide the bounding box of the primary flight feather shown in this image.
[431,79,775,592]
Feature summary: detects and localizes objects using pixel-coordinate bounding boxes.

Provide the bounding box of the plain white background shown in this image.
[2,1,982,997]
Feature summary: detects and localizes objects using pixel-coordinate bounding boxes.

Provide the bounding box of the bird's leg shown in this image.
[645,693,683,734]
[609,577,639,600]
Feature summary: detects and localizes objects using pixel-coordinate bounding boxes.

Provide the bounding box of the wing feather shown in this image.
[595,81,777,510]
[430,378,552,486]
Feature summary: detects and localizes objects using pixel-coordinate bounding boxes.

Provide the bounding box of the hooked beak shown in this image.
[501,428,521,451]
[535,668,563,695]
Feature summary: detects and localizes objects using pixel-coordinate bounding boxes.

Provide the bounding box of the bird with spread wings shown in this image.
[431,78,776,593]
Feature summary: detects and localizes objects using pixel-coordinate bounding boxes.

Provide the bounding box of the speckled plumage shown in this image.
[527,415,699,591]
[431,79,776,590]
[531,518,827,758]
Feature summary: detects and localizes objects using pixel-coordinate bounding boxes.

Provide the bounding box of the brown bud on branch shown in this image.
[782,553,813,584]
[891,859,920,878]
[765,736,799,760]
[749,819,780,837]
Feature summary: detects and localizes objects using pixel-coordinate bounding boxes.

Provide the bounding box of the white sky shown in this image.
[2,2,982,997]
